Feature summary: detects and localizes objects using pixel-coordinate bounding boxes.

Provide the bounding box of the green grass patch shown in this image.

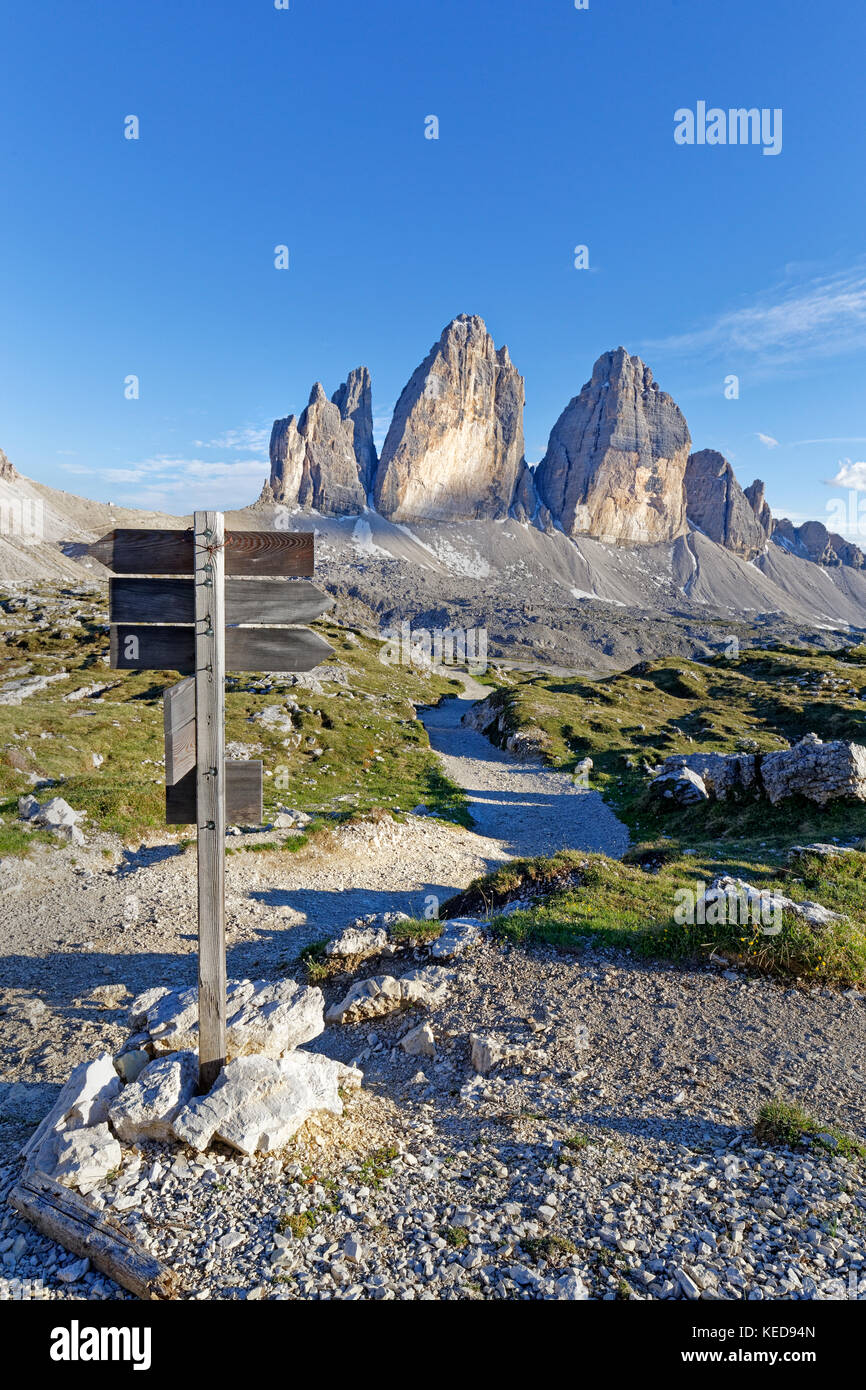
[387,916,443,946]
[522,1234,577,1263]
[474,647,866,849]
[442,847,866,986]
[277,1210,318,1239]
[0,587,470,848]
[754,1100,866,1159]
[445,646,866,987]
[356,1143,399,1189]
[298,939,344,984]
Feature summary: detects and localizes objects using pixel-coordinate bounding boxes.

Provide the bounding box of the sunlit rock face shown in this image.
[536,348,691,545]
[269,382,367,515]
[373,315,526,522]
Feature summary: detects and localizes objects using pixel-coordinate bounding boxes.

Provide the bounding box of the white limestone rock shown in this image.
[113,1049,150,1084]
[400,1021,436,1059]
[108,1051,199,1144]
[657,736,866,807]
[430,918,482,960]
[698,876,843,932]
[35,796,84,828]
[324,926,394,960]
[22,1052,121,1166]
[761,734,866,806]
[649,766,709,805]
[470,1032,524,1075]
[129,978,324,1058]
[326,965,453,1025]
[51,1124,121,1191]
[171,1052,363,1155]
[657,750,758,800]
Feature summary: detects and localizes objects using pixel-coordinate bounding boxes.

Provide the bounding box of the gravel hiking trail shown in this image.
[421,682,630,861]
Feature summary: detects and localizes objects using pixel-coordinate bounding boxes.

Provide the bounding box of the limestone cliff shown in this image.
[269,383,367,515]
[535,349,691,545]
[684,449,769,559]
[373,315,525,522]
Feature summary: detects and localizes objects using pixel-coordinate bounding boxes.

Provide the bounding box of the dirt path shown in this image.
[421,687,631,861]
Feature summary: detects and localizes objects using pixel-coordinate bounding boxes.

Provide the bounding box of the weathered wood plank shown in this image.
[225,625,335,671]
[89,528,314,576]
[166,760,263,825]
[110,576,333,625]
[110,624,334,672]
[110,625,194,672]
[195,511,227,1093]
[224,530,314,576]
[10,1169,184,1301]
[163,676,196,784]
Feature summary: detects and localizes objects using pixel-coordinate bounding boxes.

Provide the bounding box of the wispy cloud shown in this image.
[829,459,866,491]
[642,266,866,364]
[193,426,270,452]
[790,436,866,446]
[756,432,779,448]
[62,452,268,515]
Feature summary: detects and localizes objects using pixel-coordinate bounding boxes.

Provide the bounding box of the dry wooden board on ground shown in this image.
[9,1168,185,1301]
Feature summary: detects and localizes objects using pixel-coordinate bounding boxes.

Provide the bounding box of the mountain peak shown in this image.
[684,449,770,558]
[535,348,691,544]
[373,315,525,523]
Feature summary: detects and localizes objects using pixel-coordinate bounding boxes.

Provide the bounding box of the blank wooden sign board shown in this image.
[88,513,333,1091]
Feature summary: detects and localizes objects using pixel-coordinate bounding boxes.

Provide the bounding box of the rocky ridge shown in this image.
[684,449,770,559]
[374,314,526,523]
[261,314,863,575]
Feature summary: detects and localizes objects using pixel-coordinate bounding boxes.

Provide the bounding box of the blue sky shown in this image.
[1,0,865,532]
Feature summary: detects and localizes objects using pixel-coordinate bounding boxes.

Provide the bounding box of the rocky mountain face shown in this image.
[260,314,863,576]
[267,383,368,516]
[332,367,377,496]
[773,517,865,569]
[534,349,691,545]
[744,479,773,536]
[373,315,526,523]
[684,450,770,559]
[0,449,17,481]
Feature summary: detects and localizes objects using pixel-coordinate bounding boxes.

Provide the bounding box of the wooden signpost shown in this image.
[88,513,333,1091]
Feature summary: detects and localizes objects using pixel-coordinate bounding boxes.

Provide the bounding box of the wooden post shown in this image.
[194,510,226,1092]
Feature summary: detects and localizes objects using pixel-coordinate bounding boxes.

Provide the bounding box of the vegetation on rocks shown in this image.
[444,646,866,985]
[444,846,866,987]
[754,1100,866,1160]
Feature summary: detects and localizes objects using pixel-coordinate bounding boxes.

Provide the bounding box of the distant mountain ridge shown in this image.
[1,313,864,669]
[262,313,864,575]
